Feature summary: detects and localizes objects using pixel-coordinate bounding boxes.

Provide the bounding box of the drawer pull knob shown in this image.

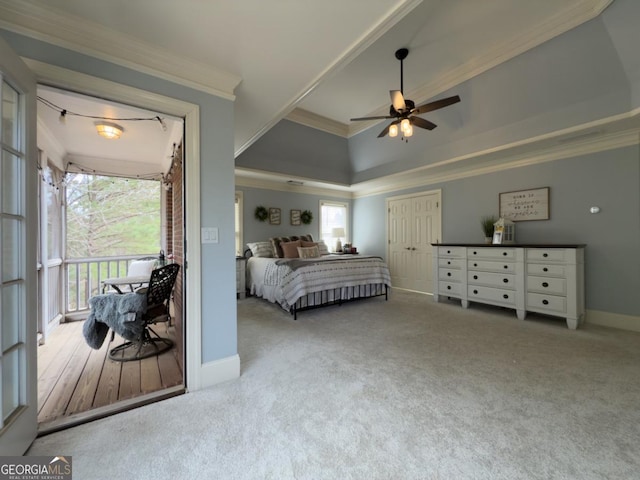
[474,263,478,267]
[542,299,549,305]
[503,294,509,299]
[543,267,548,272]
[542,282,549,288]
[447,272,452,277]
[447,261,451,265]
[503,278,509,283]
[504,265,508,269]
[473,290,478,294]
[543,253,548,258]
[473,251,477,255]
[473,275,478,280]
[447,286,451,290]
[502,252,507,256]
[447,250,451,254]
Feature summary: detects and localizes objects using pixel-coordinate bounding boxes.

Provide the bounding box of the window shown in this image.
[235,191,243,256]
[319,200,348,252]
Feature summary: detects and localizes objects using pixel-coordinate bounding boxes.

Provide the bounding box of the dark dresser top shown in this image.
[432,243,586,248]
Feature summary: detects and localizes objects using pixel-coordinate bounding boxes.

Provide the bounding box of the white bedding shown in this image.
[246,255,391,312]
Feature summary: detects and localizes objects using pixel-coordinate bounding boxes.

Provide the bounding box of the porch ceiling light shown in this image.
[95,121,124,140]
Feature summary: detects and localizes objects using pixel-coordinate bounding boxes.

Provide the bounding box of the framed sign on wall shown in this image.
[499,187,550,221]
[269,207,281,225]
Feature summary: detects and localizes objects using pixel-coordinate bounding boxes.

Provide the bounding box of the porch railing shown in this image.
[66,254,157,314]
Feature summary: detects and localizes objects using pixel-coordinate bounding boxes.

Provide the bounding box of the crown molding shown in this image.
[0,0,241,100]
[286,108,349,137]
[347,0,613,138]
[235,168,353,199]
[237,111,639,200]
[351,119,639,198]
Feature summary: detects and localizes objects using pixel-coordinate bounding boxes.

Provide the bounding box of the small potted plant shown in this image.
[481,215,498,243]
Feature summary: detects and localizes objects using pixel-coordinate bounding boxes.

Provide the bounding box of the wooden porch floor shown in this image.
[37,319,183,431]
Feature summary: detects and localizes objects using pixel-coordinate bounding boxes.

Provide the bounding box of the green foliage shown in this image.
[66,174,161,258]
[481,215,498,237]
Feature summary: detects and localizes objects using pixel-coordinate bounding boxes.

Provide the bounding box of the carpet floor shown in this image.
[28,290,640,479]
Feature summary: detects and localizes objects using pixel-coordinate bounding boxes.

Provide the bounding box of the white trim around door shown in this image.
[22,58,204,392]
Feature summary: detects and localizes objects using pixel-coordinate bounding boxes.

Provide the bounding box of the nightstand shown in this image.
[236,256,246,299]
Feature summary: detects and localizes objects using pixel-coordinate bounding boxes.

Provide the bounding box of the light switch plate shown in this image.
[201,227,219,244]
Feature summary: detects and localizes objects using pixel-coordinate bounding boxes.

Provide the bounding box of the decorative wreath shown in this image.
[300,209,313,225]
[254,205,268,222]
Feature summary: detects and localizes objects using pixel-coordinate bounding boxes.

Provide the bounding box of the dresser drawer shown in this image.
[527,263,565,277]
[527,275,566,295]
[468,259,515,273]
[468,271,515,289]
[438,246,465,257]
[468,285,516,306]
[467,247,516,260]
[439,258,464,269]
[527,292,566,314]
[439,281,462,297]
[439,268,462,282]
[527,249,565,262]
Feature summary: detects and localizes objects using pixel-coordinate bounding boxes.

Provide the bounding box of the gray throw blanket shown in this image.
[83,292,147,349]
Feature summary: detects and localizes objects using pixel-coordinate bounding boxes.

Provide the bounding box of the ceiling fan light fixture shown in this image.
[95,121,124,140]
[404,123,413,137]
[389,124,398,137]
[401,118,411,133]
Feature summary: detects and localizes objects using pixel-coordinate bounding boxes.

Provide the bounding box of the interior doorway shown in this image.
[35,85,186,434]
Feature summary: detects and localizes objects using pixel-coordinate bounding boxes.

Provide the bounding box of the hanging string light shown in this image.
[37,96,169,135]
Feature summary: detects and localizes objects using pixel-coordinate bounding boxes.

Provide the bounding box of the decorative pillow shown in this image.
[270,236,290,258]
[300,234,313,242]
[316,240,330,255]
[127,259,157,277]
[247,241,274,258]
[281,239,302,258]
[301,240,316,248]
[297,245,320,259]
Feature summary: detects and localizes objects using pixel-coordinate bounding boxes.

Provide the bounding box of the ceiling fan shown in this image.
[350,48,460,139]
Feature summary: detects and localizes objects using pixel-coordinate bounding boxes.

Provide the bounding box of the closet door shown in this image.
[387,191,441,293]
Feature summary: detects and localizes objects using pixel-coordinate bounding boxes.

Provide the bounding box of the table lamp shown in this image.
[331,227,345,253]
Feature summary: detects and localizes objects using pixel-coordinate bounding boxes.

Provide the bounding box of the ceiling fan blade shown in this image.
[413,95,460,115]
[377,120,400,138]
[390,90,406,112]
[350,115,395,122]
[410,116,437,131]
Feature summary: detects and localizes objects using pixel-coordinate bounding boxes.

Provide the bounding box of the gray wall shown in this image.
[236,119,351,185]
[352,145,640,317]
[2,30,238,363]
[238,186,352,247]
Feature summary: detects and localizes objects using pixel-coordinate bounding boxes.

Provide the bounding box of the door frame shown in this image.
[386,188,442,293]
[23,59,204,391]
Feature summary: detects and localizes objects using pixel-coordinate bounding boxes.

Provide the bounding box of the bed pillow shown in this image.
[297,245,320,259]
[316,240,330,255]
[281,240,302,258]
[270,236,290,258]
[300,234,313,242]
[247,241,274,258]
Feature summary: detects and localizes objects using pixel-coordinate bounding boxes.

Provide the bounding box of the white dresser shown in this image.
[433,244,585,329]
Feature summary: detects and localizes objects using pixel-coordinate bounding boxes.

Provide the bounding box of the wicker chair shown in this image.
[109,263,180,362]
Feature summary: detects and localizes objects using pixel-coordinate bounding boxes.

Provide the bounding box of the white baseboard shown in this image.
[586,309,640,332]
[197,354,240,390]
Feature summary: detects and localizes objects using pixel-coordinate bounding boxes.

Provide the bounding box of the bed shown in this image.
[246,254,391,319]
